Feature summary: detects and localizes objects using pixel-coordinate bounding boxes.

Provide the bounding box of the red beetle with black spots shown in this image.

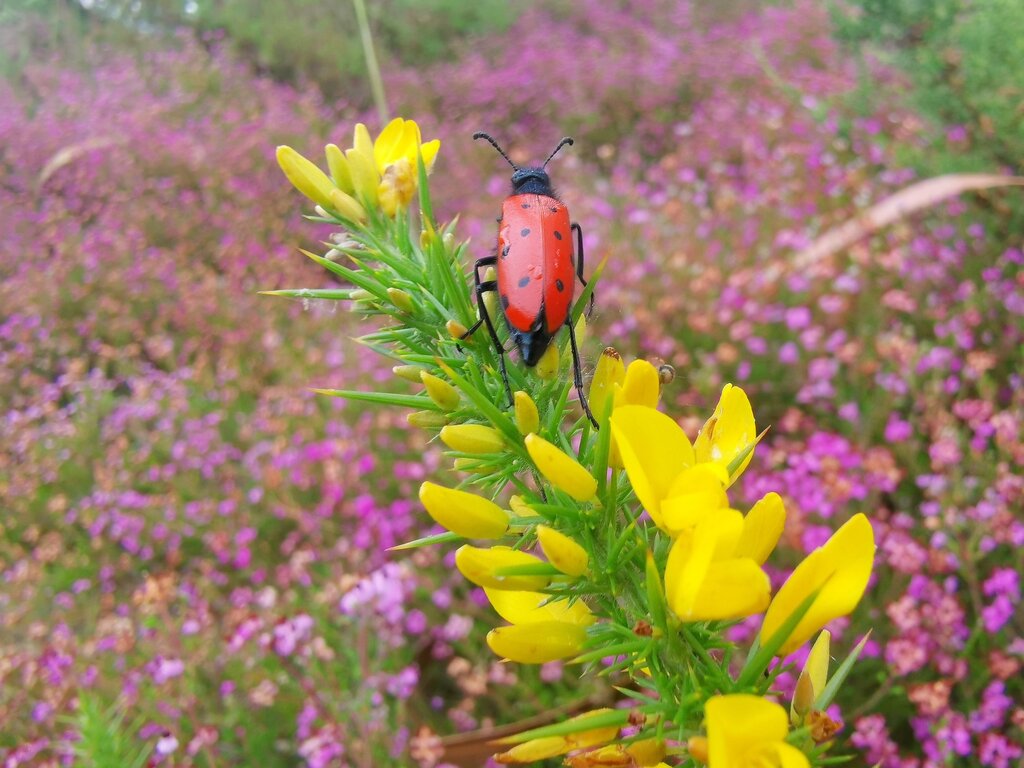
[464,132,596,426]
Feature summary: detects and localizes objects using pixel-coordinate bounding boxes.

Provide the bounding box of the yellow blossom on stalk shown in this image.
[535,343,560,380]
[421,371,461,411]
[536,525,588,576]
[705,695,809,768]
[694,384,757,486]
[455,545,550,590]
[525,433,597,502]
[418,482,509,539]
[664,508,777,621]
[792,630,830,724]
[760,513,875,656]
[275,145,366,222]
[603,358,661,468]
[561,738,667,767]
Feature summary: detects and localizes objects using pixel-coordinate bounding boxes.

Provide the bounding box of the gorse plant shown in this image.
[270,119,877,766]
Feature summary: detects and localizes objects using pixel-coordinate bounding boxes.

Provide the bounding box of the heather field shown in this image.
[1,1,1022,767]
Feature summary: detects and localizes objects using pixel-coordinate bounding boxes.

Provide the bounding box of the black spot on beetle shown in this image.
[501,244,510,259]
[553,231,563,240]
[500,294,510,309]
[521,202,530,209]
[520,228,531,237]
[518,276,530,288]
[550,206,558,213]
[555,279,565,292]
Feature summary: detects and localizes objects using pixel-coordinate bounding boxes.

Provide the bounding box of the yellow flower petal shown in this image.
[418,482,509,539]
[525,433,597,502]
[275,145,336,209]
[534,343,559,380]
[610,406,695,528]
[686,560,771,620]
[735,492,786,565]
[455,545,550,590]
[377,156,416,217]
[373,117,407,169]
[761,514,875,655]
[439,424,506,454]
[659,464,730,535]
[616,359,660,409]
[484,587,594,626]
[352,122,374,162]
[328,188,366,222]
[536,525,589,576]
[694,384,756,485]
[486,621,587,663]
[419,139,440,172]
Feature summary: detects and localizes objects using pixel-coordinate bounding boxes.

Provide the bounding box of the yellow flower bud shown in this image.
[393,365,426,383]
[386,287,415,313]
[455,545,550,590]
[439,424,506,454]
[686,736,709,764]
[589,348,625,421]
[513,391,540,435]
[486,621,587,663]
[345,145,379,206]
[276,145,336,210]
[419,227,435,249]
[792,630,830,724]
[508,495,534,518]
[447,319,469,340]
[616,359,661,409]
[534,343,559,380]
[406,410,448,429]
[421,371,460,411]
[324,143,353,193]
[418,482,509,539]
[536,525,588,576]
[626,738,667,766]
[327,189,366,223]
[494,737,570,763]
[525,433,597,502]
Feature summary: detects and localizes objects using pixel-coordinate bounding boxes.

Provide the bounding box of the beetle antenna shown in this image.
[543,137,574,168]
[473,132,519,171]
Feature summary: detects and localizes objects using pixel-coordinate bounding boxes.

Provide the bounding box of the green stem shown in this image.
[352,0,389,125]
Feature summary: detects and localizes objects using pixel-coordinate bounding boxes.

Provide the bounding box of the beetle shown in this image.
[463,132,597,427]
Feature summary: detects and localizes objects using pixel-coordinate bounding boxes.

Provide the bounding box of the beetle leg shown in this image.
[474,279,514,406]
[571,222,594,318]
[460,255,499,341]
[566,314,598,428]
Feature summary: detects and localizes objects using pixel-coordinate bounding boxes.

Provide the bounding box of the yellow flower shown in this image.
[760,513,875,656]
[705,695,809,768]
[536,525,589,576]
[791,630,830,724]
[455,545,550,590]
[664,509,774,621]
[694,384,756,486]
[525,433,597,502]
[325,118,441,216]
[418,482,508,539]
